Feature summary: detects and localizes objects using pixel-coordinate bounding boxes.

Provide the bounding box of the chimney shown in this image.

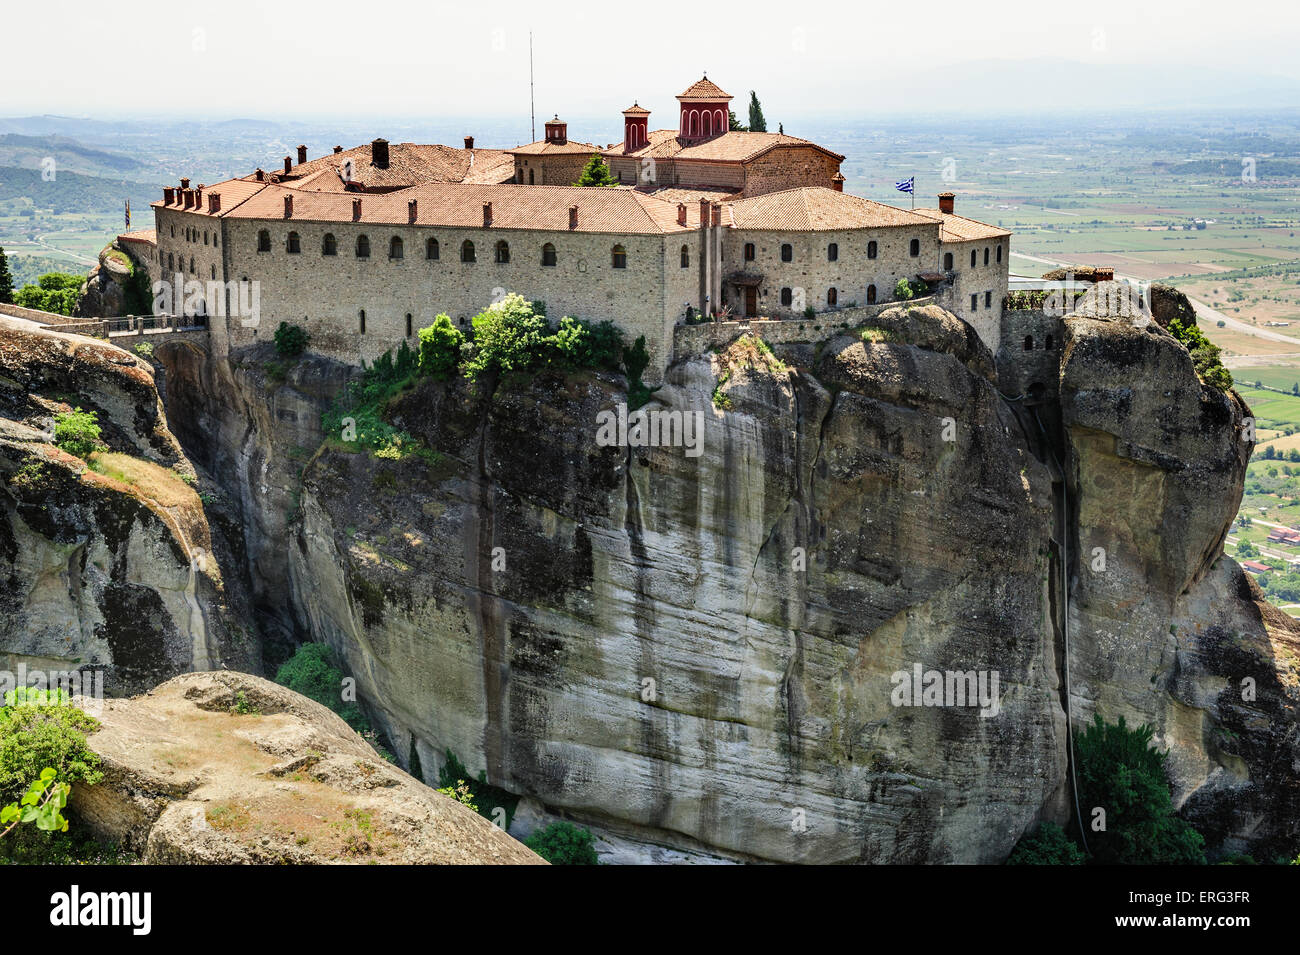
[482,201,493,227]
[284,195,293,218]
[255,168,264,182]
[408,199,418,224]
[180,177,190,190]
[938,191,955,215]
[832,172,845,192]
[371,138,389,169]
[297,144,307,165]
[194,187,203,207]
[677,203,687,226]
[464,136,474,150]
[352,198,362,221]
[699,198,710,228]
[711,203,721,227]
[209,193,221,214]
[163,186,175,205]
[182,189,193,209]
[283,156,292,175]
[333,145,343,154]
[569,205,578,230]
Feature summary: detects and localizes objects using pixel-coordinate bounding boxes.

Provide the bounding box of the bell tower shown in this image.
[677,74,732,143]
[622,103,650,152]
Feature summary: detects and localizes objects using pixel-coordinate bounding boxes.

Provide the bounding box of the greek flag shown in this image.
[895,177,914,194]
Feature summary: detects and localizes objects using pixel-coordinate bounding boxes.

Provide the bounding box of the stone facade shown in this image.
[936,236,1011,348]
[513,152,598,187]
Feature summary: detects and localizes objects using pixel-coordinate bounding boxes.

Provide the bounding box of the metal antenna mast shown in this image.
[530,32,536,143]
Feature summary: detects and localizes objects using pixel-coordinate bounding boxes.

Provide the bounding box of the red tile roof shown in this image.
[726,187,937,231]
[913,208,1012,241]
[622,103,651,115]
[604,130,844,165]
[678,76,732,101]
[508,138,605,157]
[117,228,157,245]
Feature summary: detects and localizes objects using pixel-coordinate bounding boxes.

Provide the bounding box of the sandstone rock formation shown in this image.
[74,670,544,864]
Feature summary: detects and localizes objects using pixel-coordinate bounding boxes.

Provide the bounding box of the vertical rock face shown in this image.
[0,317,255,693]
[146,295,1300,863]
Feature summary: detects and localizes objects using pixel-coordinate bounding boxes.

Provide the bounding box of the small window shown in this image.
[542,243,557,267]
[204,231,209,246]
[529,168,535,185]
[495,240,510,264]
[997,245,1003,263]
[971,294,978,311]
[322,233,337,255]
[406,314,413,338]
[210,265,216,279]
[612,244,627,269]
[170,225,175,237]
[213,234,218,248]
[984,247,990,266]
[390,236,404,259]
[827,242,838,262]
[189,257,194,272]
[1045,334,1054,350]
[461,240,475,263]
[985,291,992,308]
[426,237,440,260]
[287,231,300,253]
[780,287,793,306]
[909,238,920,257]
[168,252,174,270]
[1023,335,1033,351]
[781,243,793,262]
[971,249,977,267]
[356,234,370,258]
[744,242,755,261]
[867,240,878,260]
[680,244,689,268]
[866,284,877,304]
[359,309,366,334]
[827,287,838,307]
[257,229,271,252]
[943,252,953,270]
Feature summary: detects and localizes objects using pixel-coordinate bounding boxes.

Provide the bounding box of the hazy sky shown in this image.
[6,0,1300,120]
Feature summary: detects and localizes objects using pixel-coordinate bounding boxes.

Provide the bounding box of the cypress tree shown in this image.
[0,246,13,305]
[575,154,617,187]
[748,92,767,133]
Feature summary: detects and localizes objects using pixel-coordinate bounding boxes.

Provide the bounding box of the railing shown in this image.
[104,315,209,337]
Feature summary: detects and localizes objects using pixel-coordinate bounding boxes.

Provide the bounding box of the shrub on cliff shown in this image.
[273,321,310,358]
[524,821,599,865]
[437,750,519,828]
[417,314,464,379]
[1007,822,1085,864]
[53,408,103,459]
[1074,714,1206,865]
[464,294,552,379]
[1167,316,1232,392]
[274,643,369,733]
[0,693,102,803]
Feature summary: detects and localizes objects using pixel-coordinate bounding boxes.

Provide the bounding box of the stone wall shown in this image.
[514,153,596,187]
[742,146,842,196]
[673,296,936,354]
[937,236,1009,351]
[995,307,1065,402]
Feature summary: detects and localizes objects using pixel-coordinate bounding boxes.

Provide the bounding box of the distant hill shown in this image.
[0,165,159,216]
[0,133,152,179]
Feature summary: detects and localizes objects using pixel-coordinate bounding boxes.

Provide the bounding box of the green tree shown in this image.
[622,334,650,385]
[417,314,464,379]
[0,694,102,803]
[14,272,82,316]
[1007,822,1085,864]
[747,92,767,133]
[0,246,13,304]
[464,294,551,379]
[524,821,599,865]
[274,321,310,357]
[575,154,617,187]
[1074,715,1206,865]
[894,278,915,301]
[728,111,747,132]
[274,643,369,732]
[53,408,103,459]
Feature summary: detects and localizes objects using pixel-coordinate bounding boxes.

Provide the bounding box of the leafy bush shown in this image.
[273,321,310,358]
[524,821,599,865]
[1168,316,1232,392]
[1,768,70,839]
[437,750,519,828]
[133,341,154,359]
[274,643,369,732]
[463,294,552,379]
[575,154,617,187]
[435,780,478,812]
[1075,714,1206,865]
[417,314,464,379]
[1007,822,1085,865]
[622,335,650,386]
[894,278,914,301]
[13,273,81,316]
[322,342,423,458]
[0,698,102,803]
[53,408,102,459]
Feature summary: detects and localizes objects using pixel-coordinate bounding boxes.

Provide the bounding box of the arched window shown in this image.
[204,231,209,245]
[213,234,218,248]
[827,287,838,307]
[680,244,689,268]
[356,234,370,258]
[287,231,300,253]
[168,253,174,270]
[461,240,475,263]
[542,243,557,267]
[322,233,337,255]
[529,168,535,185]
[257,229,271,252]
[1045,334,1054,350]
[867,240,878,260]
[210,265,216,279]
[426,237,439,260]
[495,240,510,264]
[828,242,838,262]
[781,243,793,262]
[1023,335,1034,351]
[971,294,979,310]
[984,247,990,266]
[390,236,404,259]
[909,238,920,257]
[943,252,953,270]
[612,244,627,269]
[997,245,1003,263]
[780,287,793,306]
[359,310,366,334]
[170,225,175,237]
[866,284,877,304]
[189,257,195,272]
[971,249,977,267]
[744,242,755,261]
[406,314,413,337]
